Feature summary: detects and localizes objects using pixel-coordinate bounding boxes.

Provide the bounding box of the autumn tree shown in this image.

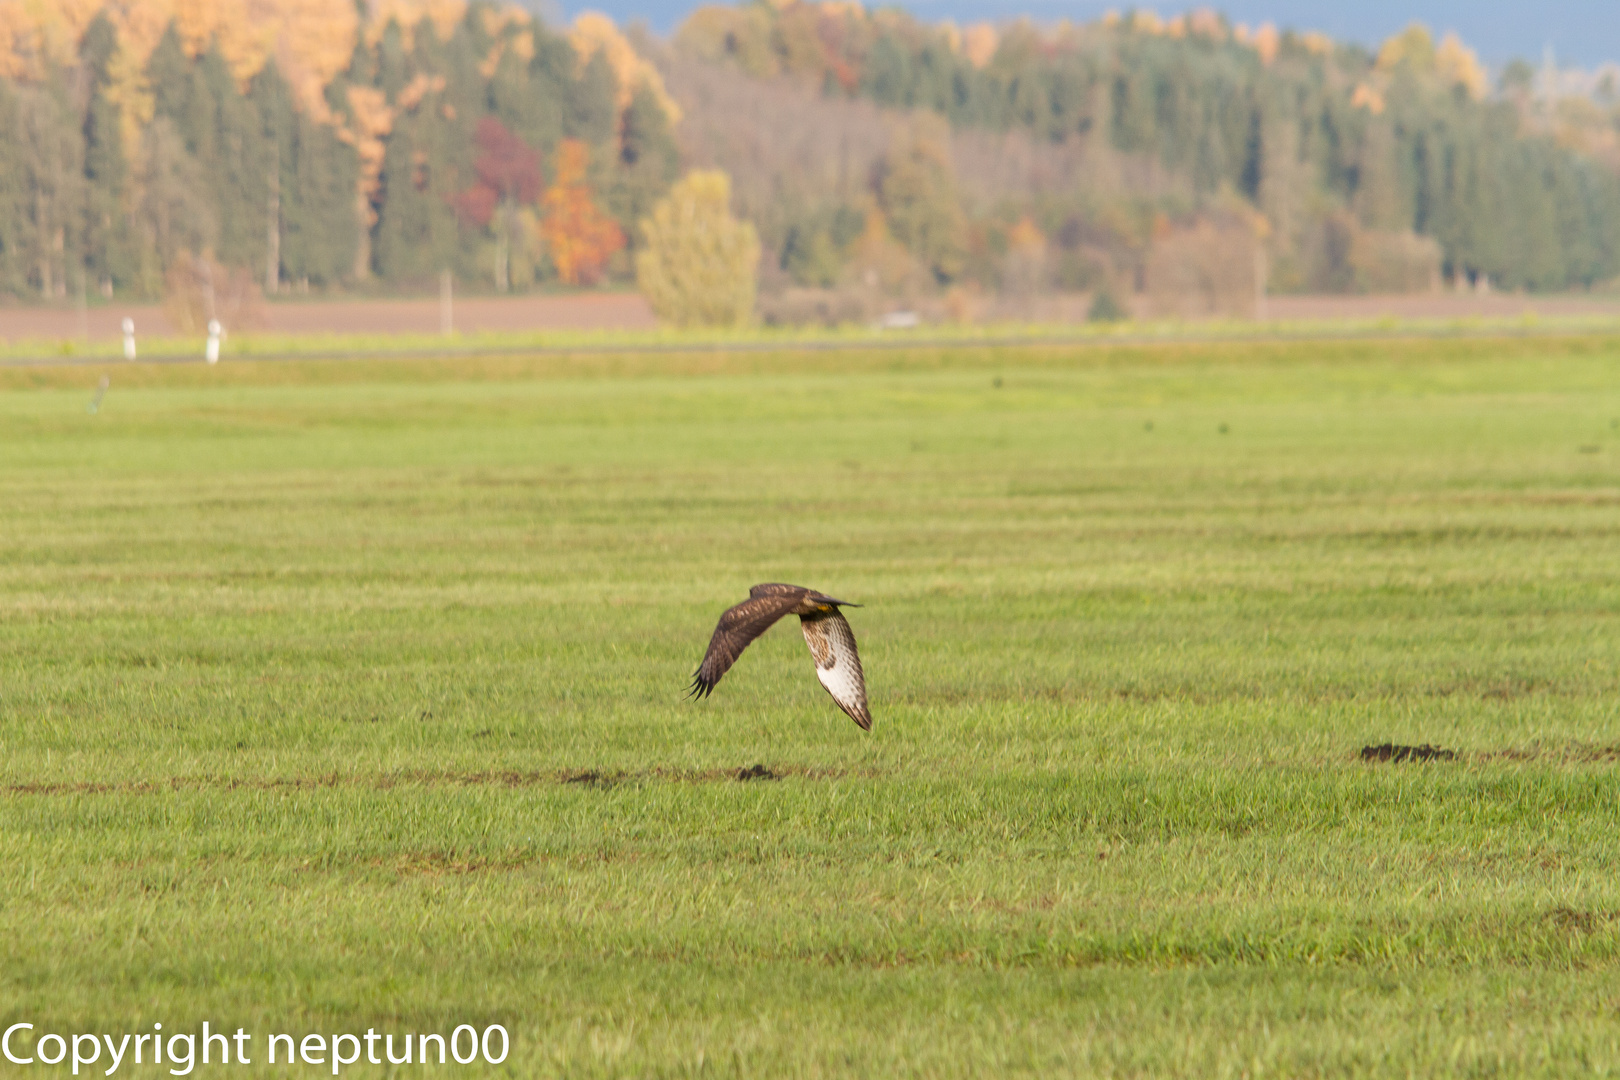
[874,123,967,283]
[455,116,541,290]
[635,169,760,328]
[1000,216,1048,298]
[542,139,623,285]
[489,25,567,152]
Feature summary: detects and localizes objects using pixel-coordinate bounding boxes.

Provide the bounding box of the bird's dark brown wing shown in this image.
[689,589,807,698]
[748,583,806,599]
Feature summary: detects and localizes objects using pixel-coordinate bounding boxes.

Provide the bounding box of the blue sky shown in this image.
[559,0,1619,69]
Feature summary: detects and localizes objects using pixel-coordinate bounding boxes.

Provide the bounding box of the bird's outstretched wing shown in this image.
[748,582,805,599]
[800,610,871,730]
[689,589,805,698]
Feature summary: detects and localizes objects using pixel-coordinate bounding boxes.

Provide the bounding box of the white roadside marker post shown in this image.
[122,317,136,361]
[206,319,221,364]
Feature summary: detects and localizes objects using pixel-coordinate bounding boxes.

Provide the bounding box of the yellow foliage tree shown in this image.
[1435,32,1487,100]
[845,207,921,293]
[961,22,997,68]
[1376,23,1435,73]
[0,0,362,135]
[365,0,465,49]
[634,169,759,329]
[269,0,362,119]
[568,12,680,122]
[1251,22,1279,65]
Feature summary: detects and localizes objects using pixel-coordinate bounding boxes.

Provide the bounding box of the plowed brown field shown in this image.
[3,289,1619,344]
[0,291,657,342]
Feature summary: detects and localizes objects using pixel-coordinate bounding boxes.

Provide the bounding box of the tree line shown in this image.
[679,5,1620,294]
[4,0,1617,311]
[0,1,678,302]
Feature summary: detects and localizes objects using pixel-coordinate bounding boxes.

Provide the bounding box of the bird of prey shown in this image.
[688,583,872,730]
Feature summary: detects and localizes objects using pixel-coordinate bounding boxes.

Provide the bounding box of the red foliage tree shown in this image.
[472,116,541,204]
[452,184,498,228]
[453,117,542,289]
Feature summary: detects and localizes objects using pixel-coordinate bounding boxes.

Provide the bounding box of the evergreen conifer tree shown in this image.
[79,13,131,294]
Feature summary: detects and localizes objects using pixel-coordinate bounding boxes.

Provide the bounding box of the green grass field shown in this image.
[2,336,1619,1077]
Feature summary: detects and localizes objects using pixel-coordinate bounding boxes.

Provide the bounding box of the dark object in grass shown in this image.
[993,376,1003,388]
[736,764,777,781]
[564,770,605,784]
[1218,422,1230,434]
[1578,445,1600,454]
[1361,743,1457,763]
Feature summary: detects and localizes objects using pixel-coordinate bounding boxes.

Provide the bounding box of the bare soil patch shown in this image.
[563,770,612,786]
[1265,293,1620,321]
[6,290,1620,345]
[381,850,537,877]
[1543,907,1620,933]
[1481,743,1620,765]
[1360,743,1457,763]
[3,762,850,796]
[0,292,656,341]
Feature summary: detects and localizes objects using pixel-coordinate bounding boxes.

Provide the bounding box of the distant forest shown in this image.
[1,0,1618,311]
[0,0,677,301]
[674,6,1620,301]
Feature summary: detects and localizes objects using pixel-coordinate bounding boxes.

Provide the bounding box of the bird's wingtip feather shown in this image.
[687,671,717,700]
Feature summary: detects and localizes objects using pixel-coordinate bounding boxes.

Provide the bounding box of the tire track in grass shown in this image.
[0,763,880,797]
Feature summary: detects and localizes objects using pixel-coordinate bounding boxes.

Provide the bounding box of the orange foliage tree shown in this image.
[541,139,623,286]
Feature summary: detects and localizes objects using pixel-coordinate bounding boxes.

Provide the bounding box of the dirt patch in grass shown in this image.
[1480,742,1620,765]
[381,850,538,877]
[563,770,613,786]
[1543,907,1620,933]
[2,763,859,797]
[1360,743,1457,764]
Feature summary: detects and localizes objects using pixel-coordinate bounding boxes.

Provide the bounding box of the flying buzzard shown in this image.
[688,583,871,730]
